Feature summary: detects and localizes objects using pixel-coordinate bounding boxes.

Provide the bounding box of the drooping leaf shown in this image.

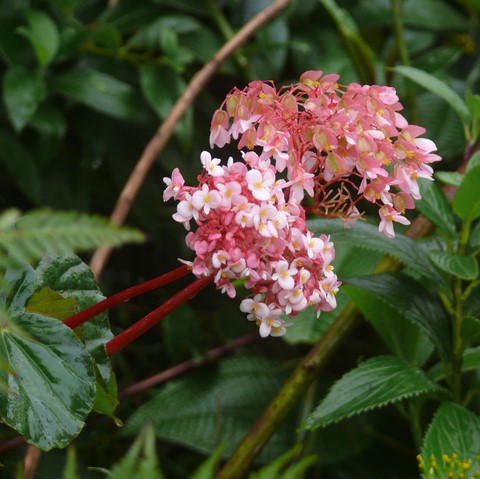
[123,356,294,462]
[416,179,456,238]
[303,355,445,430]
[308,219,447,289]
[17,9,60,66]
[421,402,480,477]
[345,273,452,358]
[2,66,47,132]
[392,65,470,128]
[452,164,480,222]
[344,284,434,366]
[0,264,96,450]
[50,69,141,119]
[26,286,77,320]
[429,251,478,280]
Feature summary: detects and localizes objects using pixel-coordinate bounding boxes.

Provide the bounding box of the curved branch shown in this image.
[90,0,292,279]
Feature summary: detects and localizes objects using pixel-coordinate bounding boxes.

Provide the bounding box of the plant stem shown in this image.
[216,302,358,479]
[64,265,190,329]
[106,275,213,355]
[391,0,410,66]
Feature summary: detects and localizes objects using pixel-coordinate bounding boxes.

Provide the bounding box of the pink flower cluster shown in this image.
[164,151,340,337]
[210,70,441,237]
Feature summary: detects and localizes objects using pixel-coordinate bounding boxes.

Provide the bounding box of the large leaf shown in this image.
[452,164,480,222]
[17,9,60,66]
[303,355,445,430]
[344,284,434,366]
[392,65,470,128]
[421,402,480,477]
[0,264,95,450]
[416,179,456,238]
[122,356,294,462]
[345,273,452,358]
[2,66,47,132]
[429,251,478,280]
[308,219,447,289]
[50,69,141,119]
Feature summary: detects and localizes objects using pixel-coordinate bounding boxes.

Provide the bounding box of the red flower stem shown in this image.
[106,275,214,356]
[64,265,191,329]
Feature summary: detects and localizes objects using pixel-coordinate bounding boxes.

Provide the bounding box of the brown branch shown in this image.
[89,0,292,279]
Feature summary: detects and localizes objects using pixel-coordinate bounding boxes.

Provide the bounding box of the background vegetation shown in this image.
[1,0,479,477]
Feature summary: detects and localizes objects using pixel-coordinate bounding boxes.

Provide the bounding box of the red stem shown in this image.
[106,275,214,356]
[64,265,191,329]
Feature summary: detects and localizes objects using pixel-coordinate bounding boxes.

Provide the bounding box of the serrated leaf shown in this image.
[429,251,478,280]
[345,273,452,357]
[416,179,456,238]
[303,356,445,430]
[392,65,470,128]
[308,218,447,289]
[0,132,42,205]
[3,66,47,132]
[50,69,140,119]
[344,284,434,366]
[452,164,480,222]
[435,171,464,187]
[0,264,95,450]
[17,9,59,66]
[26,286,77,320]
[422,402,480,477]
[123,356,293,463]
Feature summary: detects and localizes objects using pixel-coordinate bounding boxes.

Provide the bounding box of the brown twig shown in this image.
[89,0,292,279]
[23,445,42,479]
[119,333,257,399]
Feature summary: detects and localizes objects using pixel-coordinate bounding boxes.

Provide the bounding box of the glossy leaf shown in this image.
[50,69,141,119]
[416,179,456,238]
[392,65,470,128]
[429,251,478,280]
[123,356,293,462]
[303,355,444,430]
[0,264,95,450]
[345,273,452,357]
[422,402,480,477]
[3,66,47,132]
[452,164,480,222]
[308,219,447,289]
[17,9,60,66]
[344,284,434,366]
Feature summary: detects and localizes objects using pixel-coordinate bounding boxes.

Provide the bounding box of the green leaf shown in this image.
[452,164,480,222]
[26,286,77,320]
[303,355,445,430]
[421,402,480,477]
[110,424,164,479]
[466,92,480,145]
[0,264,96,450]
[92,363,118,417]
[435,171,464,187]
[429,345,480,381]
[0,210,144,271]
[123,356,293,462]
[344,285,434,366]
[470,221,480,249]
[3,66,47,132]
[429,251,478,280]
[0,131,42,204]
[392,66,470,128]
[416,179,456,238]
[139,65,192,144]
[466,151,480,173]
[308,218,447,289]
[190,445,226,479]
[345,273,452,358]
[50,69,140,119]
[62,447,81,479]
[403,0,469,32]
[17,9,60,66]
